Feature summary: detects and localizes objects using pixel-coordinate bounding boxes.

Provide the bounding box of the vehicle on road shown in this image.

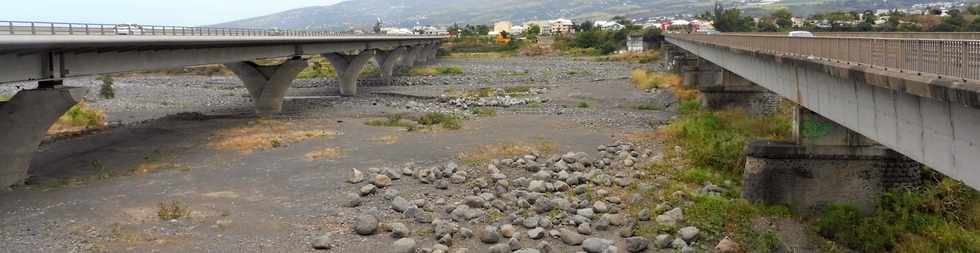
[788,31,814,37]
[114,24,143,35]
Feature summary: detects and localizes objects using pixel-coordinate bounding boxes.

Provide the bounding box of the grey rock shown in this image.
[489,243,512,253]
[537,241,553,253]
[523,216,541,229]
[464,196,485,208]
[415,212,434,224]
[348,168,364,184]
[392,196,412,213]
[593,201,608,213]
[637,208,651,221]
[624,237,649,252]
[559,228,585,246]
[391,222,410,238]
[514,249,541,253]
[393,238,417,253]
[359,184,377,196]
[594,217,610,231]
[480,225,502,244]
[509,237,522,250]
[654,234,672,249]
[435,179,449,189]
[528,180,547,193]
[577,208,595,219]
[344,193,362,207]
[577,223,592,235]
[354,215,379,235]
[671,238,688,249]
[383,189,400,200]
[373,174,392,187]
[312,234,333,250]
[451,174,467,184]
[678,226,700,241]
[681,245,696,253]
[582,238,612,253]
[528,227,545,239]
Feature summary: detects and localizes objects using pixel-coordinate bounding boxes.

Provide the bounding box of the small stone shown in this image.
[354,215,379,235]
[500,224,517,238]
[348,168,364,184]
[459,227,474,239]
[523,216,541,229]
[391,222,410,238]
[559,228,585,246]
[715,236,739,253]
[577,208,595,219]
[393,238,417,253]
[654,234,672,249]
[514,249,541,253]
[312,234,332,250]
[402,167,414,176]
[528,228,545,239]
[392,196,412,213]
[509,237,522,250]
[489,243,511,253]
[451,173,467,184]
[480,225,502,244]
[373,174,392,187]
[678,226,700,241]
[359,184,376,196]
[672,238,688,249]
[528,180,547,193]
[681,245,695,253]
[344,193,362,207]
[577,223,592,235]
[582,238,612,253]
[593,217,610,231]
[624,237,649,252]
[383,189,400,200]
[415,212,434,224]
[435,179,449,189]
[367,167,382,174]
[637,208,651,221]
[537,241,553,253]
[593,201,608,213]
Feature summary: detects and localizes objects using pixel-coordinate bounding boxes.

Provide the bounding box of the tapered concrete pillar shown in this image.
[374,47,407,85]
[400,46,421,69]
[413,44,430,65]
[324,50,376,96]
[225,58,308,116]
[425,43,440,61]
[0,85,87,188]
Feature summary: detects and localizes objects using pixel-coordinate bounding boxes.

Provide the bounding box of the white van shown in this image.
[788,31,814,37]
[114,24,143,35]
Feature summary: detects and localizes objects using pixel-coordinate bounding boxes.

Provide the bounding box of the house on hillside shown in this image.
[594,20,625,31]
[524,20,553,35]
[551,19,575,35]
[627,34,646,52]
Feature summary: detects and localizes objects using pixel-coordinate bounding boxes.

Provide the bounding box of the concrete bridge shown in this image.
[0,21,445,188]
[665,32,980,213]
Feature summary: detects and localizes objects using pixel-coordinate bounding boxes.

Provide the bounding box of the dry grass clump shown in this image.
[208,119,335,154]
[132,162,185,175]
[304,147,345,161]
[520,44,553,56]
[48,101,107,135]
[631,69,697,100]
[157,200,191,221]
[457,141,559,166]
[601,50,662,63]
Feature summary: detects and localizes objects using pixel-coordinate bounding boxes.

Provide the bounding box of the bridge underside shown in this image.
[668,38,980,190]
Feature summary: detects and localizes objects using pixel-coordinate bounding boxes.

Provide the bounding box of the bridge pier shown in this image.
[414,44,432,65]
[683,61,779,115]
[743,107,920,214]
[399,45,421,70]
[324,50,376,96]
[0,83,87,188]
[374,47,407,86]
[225,58,309,116]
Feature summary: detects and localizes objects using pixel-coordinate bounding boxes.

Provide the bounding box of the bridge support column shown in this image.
[743,107,921,215]
[414,44,431,65]
[425,43,440,61]
[699,70,780,115]
[225,58,308,116]
[324,50,376,96]
[374,47,407,86]
[400,45,421,70]
[0,83,87,188]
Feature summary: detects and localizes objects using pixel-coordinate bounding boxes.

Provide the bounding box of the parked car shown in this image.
[114,24,143,35]
[788,31,814,37]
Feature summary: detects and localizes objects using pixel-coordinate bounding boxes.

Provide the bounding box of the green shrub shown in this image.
[96,75,115,99]
[60,102,107,129]
[577,101,591,108]
[297,59,336,79]
[470,107,497,117]
[158,200,191,220]
[418,112,457,126]
[411,66,464,76]
[686,196,790,252]
[0,96,9,102]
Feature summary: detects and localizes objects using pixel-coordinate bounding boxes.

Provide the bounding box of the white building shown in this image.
[551,18,575,35]
[594,21,625,31]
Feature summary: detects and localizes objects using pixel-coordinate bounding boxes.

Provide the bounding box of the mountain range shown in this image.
[216,0,960,31]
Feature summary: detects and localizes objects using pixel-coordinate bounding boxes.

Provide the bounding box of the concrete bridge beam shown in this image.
[324,50,376,96]
[225,58,309,116]
[0,84,87,188]
[374,47,407,86]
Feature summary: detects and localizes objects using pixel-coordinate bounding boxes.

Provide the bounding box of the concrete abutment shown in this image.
[0,85,87,188]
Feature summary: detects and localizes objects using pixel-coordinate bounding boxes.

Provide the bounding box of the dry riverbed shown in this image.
[0,56,690,253]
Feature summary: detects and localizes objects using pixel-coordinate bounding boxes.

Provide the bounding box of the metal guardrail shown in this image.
[668,33,980,82]
[0,20,425,37]
[727,32,980,40]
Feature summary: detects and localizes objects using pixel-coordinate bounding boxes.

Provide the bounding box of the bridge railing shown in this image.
[726,32,980,40]
[0,20,427,37]
[668,33,980,82]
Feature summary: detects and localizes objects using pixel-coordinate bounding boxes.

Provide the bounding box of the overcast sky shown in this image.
[2,0,344,26]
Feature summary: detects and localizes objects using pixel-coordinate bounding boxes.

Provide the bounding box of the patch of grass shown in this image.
[816,175,980,253]
[297,57,337,79]
[526,101,543,108]
[110,224,146,245]
[418,112,462,130]
[157,200,191,221]
[502,86,532,94]
[0,96,9,102]
[686,196,791,252]
[630,69,686,94]
[470,107,497,117]
[457,141,558,166]
[598,51,662,63]
[366,114,419,130]
[304,147,344,161]
[208,119,335,154]
[562,47,603,57]
[636,103,662,111]
[576,101,591,108]
[48,101,107,135]
[410,66,463,76]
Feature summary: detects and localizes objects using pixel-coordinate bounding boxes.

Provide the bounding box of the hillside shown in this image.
[216,0,956,31]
